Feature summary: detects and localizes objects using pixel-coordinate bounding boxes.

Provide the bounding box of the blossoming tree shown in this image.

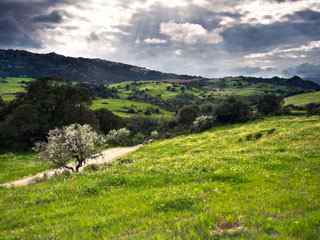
[36,124,103,172]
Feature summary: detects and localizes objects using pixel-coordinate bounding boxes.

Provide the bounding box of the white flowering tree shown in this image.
[36,124,103,172]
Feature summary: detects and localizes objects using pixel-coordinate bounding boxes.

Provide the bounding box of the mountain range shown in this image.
[0,49,319,92]
[0,50,203,84]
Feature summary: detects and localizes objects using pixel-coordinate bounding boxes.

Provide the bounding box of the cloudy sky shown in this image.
[1,0,320,78]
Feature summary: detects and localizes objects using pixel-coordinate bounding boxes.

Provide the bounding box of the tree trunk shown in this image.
[75,157,85,172]
[63,165,75,172]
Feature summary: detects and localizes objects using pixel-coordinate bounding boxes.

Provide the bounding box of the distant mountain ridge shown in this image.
[0,49,319,92]
[0,49,203,84]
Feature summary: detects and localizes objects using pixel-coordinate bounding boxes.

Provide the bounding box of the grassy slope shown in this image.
[0,152,49,184]
[285,91,320,106]
[1,116,320,239]
[91,98,172,119]
[111,81,204,100]
[0,77,33,101]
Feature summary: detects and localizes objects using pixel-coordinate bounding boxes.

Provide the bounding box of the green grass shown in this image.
[91,98,172,119]
[1,116,320,239]
[0,152,50,184]
[0,77,33,101]
[285,91,320,106]
[110,81,204,100]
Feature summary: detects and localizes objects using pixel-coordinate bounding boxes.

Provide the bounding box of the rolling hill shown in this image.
[1,116,319,239]
[285,91,320,106]
[0,49,202,84]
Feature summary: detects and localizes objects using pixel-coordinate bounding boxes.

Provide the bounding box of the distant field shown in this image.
[1,116,319,239]
[0,152,49,184]
[285,91,320,106]
[0,77,33,101]
[110,81,204,100]
[91,98,172,118]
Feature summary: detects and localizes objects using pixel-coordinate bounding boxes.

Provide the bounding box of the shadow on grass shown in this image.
[94,171,248,192]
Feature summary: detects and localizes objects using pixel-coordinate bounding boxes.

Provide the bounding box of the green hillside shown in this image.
[0,77,33,101]
[285,91,320,106]
[1,116,319,239]
[0,153,49,184]
[91,98,172,118]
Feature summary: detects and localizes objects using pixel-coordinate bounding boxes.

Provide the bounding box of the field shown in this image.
[110,81,204,100]
[285,91,320,106]
[1,116,319,239]
[91,98,172,118]
[0,152,49,184]
[0,77,33,101]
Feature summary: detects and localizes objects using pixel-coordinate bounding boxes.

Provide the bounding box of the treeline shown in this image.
[0,79,123,150]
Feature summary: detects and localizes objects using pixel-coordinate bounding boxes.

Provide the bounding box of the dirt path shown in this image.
[1,145,142,188]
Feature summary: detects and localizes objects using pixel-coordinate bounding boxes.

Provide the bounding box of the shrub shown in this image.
[35,124,103,172]
[0,104,41,149]
[192,115,214,132]
[150,130,159,139]
[257,95,283,115]
[0,96,5,109]
[306,103,320,115]
[95,109,124,134]
[106,128,131,146]
[177,105,199,125]
[200,103,217,115]
[215,97,251,123]
[126,117,160,134]
[131,133,146,145]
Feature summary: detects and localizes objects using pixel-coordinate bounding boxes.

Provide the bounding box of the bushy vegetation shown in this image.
[177,105,199,125]
[192,115,214,132]
[105,128,131,146]
[0,76,293,152]
[257,95,283,115]
[306,103,320,115]
[215,97,252,123]
[0,79,121,150]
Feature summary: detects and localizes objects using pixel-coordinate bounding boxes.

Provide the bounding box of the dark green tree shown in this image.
[95,109,124,134]
[215,97,251,123]
[0,78,98,150]
[177,105,199,125]
[257,95,283,115]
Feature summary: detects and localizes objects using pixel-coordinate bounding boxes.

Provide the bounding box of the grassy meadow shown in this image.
[1,115,319,239]
[285,91,320,106]
[91,98,172,119]
[0,152,49,184]
[110,81,204,100]
[0,77,33,101]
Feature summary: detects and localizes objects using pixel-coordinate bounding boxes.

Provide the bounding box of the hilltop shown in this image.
[0,49,202,84]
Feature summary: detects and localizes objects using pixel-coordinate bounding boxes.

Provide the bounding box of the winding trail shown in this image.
[1,145,142,188]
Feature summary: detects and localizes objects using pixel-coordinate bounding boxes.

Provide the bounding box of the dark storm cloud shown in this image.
[222,11,320,54]
[0,16,41,48]
[284,63,320,83]
[0,0,70,48]
[33,10,65,24]
[287,9,320,22]
[1,0,320,78]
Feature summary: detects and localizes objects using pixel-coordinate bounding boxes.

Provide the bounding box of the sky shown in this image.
[1,0,320,79]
